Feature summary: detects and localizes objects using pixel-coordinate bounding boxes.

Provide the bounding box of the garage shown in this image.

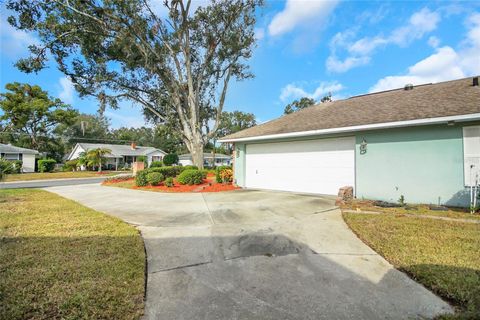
[244,136,355,195]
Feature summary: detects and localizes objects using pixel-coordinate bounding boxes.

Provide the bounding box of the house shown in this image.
[219,76,480,207]
[67,143,166,170]
[179,153,232,167]
[0,143,39,173]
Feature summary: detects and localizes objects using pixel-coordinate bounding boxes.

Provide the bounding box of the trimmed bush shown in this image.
[147,172,164,186]
[135,170,148,187]
[183,165,198,171]
[215,165,231,183]
[164,177,174,187]
[177,169,204,185]
[163,154,179,166]
[150,161,163,168]
[154,166,181,178]
[38,159,56,173]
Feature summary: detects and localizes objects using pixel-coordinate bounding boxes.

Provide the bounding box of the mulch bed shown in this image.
[103,176,239,193]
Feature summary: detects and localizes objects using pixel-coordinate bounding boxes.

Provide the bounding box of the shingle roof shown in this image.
[76,143,165,158]
[0,143,38,154]
[179,153,231,159]
[220,77,480,141]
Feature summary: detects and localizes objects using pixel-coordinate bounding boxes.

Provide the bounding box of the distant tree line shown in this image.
[0,82,256,161]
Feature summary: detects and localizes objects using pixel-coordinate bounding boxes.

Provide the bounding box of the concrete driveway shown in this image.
[46,184,452,320]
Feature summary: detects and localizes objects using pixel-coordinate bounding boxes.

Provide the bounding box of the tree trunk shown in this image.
[190,142,204,169]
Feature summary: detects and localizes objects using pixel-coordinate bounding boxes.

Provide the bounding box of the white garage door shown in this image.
[245,136,355,195]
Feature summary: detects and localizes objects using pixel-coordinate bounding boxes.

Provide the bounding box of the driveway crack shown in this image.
[201,193,216,225]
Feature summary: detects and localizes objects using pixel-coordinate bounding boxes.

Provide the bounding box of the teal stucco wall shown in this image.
[355,125,467,206]
[234,143,246,187]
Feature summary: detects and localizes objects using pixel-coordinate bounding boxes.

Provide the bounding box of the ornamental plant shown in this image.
[177,169,204,185]
[220,169,233,183]
[147,172,164,186]
[215,165,231,183]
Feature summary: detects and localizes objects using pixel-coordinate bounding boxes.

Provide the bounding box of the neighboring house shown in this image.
[67,143,166,170]
[179,153,232,167]
[219,76,480,207]
[0,143,39,173]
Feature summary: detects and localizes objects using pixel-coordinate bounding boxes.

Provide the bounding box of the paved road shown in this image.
[46,184,453,320]
[0,177,106,189]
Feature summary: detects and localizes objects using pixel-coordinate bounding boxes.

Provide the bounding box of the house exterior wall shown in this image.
[69,145,86,160]
[147,151,165,166]
[22,154,36,173]
[234,144,246,187]
[233,124,472,206]
[355,125,467,206]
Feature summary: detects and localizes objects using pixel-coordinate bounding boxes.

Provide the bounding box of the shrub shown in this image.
[215,165,231,183]
[147,172,164,186]
[12,160,23,173]
[38,159,56,173]
[199,169,208,179]
[177,169,204,185]
[150,161,163,168]
[183,165,198,171]
[135,170,148,187]
[219,168,233,183]
[163,153,179,166]
[164,177,174,187]
[152,166,181,178]
[0,158,15,175]
[63,159,78,172]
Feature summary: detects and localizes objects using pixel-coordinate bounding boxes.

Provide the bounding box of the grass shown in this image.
[0,189,145,319]
[342,199,480,221]
[4,170,121,182]
[343,212,480,319]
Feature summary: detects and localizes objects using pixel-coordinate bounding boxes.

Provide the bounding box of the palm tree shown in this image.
[86,148,111,172]
[77,151,88,170]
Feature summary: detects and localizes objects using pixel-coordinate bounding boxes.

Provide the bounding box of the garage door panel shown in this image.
[245,137,355,195]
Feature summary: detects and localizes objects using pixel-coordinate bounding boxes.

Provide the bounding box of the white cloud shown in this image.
[428,36,440,48]
[268,0,339,36]
[326,7,441,73]
[326,55,370,73]
[58,77,75,104]
[254,28,265,41]
[280,81,343,102]
[0,19,39,58]
[370,12,480,92]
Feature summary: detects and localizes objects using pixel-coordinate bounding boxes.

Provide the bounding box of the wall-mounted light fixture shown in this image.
[360,138,367,155]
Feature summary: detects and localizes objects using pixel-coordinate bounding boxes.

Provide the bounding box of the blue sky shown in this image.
[1,0,479,127]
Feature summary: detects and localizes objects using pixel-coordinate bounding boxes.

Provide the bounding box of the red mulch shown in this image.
[104,177,238,193]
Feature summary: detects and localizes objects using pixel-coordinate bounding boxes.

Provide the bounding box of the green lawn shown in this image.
[343,212,480,319]
[342,199,480,221]
[4,171,121,182]
[0,189,145,319]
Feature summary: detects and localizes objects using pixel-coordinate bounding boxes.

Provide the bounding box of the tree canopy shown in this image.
[283,97,316,115]
[7,0,262,168]
[0,82,78,158]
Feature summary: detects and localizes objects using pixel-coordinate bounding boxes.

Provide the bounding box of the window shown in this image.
[463,126,480,186]
[3,153,19,160]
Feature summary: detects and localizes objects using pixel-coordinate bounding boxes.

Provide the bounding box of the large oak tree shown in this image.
[7,0,261,168]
